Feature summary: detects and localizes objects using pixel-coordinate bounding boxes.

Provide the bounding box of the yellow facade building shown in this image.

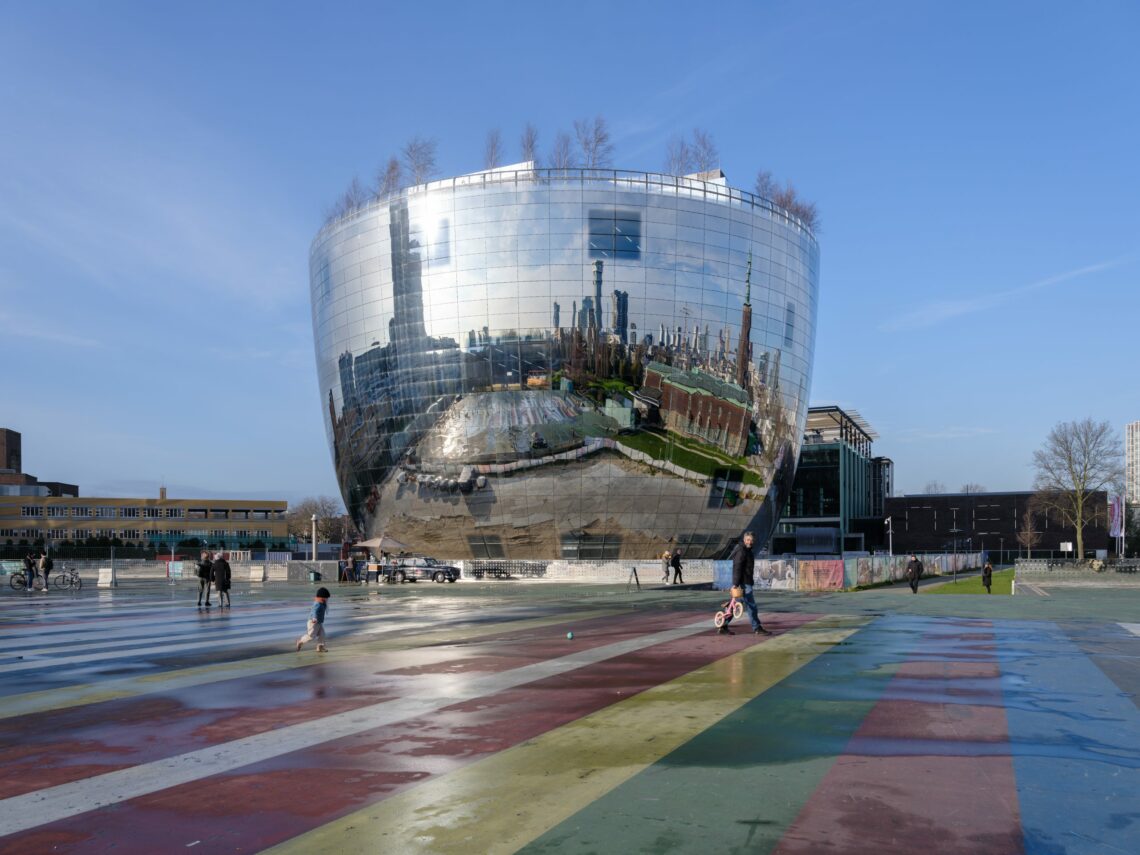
[0,488,288,548]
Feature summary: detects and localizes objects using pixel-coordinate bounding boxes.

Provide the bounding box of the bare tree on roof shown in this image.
[754,169,778,199]
[375,157,403,199]
[550,131,576,169]
[960,483,987,494]
[484,128,503,170]
[326,176,368,222]
[772,180,820,231]
[664,136,694,176]
[923,480,947,494]
[691,128,719,172]
[1032,417,1122,559]
[520,123,540,166]
[573,116,614,168]
[402,136,438,185]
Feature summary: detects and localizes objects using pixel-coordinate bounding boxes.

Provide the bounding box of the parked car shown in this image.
[384,556,461,584]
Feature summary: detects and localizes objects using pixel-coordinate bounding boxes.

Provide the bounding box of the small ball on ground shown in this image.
[567,631,574,640]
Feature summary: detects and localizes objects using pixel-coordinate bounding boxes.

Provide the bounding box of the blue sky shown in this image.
[2,1,1137,503]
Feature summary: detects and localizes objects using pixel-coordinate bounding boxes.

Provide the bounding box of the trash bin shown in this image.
[309,570,321,583]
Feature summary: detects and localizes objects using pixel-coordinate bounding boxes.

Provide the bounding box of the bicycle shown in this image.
[9,570,45,592]
[53,566,83,591]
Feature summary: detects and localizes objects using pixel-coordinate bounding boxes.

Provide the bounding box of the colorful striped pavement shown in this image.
[1,583,1138,853]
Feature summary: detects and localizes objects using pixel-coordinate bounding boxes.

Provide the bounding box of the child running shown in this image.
[296,587,331,653]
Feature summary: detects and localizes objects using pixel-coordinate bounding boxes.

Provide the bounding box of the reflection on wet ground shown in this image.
[0,582,1137,853]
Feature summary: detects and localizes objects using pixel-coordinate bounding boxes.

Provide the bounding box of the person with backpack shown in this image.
[196,550,213,607]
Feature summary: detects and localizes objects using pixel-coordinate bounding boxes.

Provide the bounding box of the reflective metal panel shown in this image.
[310,169,820,559]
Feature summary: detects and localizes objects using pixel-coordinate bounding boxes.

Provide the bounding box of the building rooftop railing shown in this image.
[314,166,819,248]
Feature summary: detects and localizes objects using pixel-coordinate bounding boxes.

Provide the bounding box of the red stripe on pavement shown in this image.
[4,613,817,853]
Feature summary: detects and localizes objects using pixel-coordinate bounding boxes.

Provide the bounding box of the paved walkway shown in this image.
[1,581,1138,853]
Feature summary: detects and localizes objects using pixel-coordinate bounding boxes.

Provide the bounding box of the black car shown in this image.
[384,556,461,584]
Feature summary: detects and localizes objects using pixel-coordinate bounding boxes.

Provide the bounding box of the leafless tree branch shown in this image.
[573,116,614,168]
[691,128,719,172]
[520,123,539,166]
[484,128,503,170]
[664,136,694,176]
[402,136,438,185]
[550,131,576,169]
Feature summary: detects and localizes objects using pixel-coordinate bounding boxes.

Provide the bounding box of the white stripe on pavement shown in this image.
[0,618,712,836]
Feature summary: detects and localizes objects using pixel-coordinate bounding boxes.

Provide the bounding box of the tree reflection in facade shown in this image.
[310,167,819,559]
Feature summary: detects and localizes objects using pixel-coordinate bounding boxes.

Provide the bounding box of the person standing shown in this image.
[982,561,993,594]
[22,553,36,592]
[196,550,213,607]
[730,531,771,636]
[212,551,232,608]
[39,551,52,592]
[670,548,684,585]
[906,554,923,594]
[295,586,331,653]
[660,550,671,584]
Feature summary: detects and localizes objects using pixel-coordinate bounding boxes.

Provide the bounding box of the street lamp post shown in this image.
[311,514,317,562]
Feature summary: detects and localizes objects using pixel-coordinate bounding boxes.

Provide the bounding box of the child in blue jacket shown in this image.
[295,587,331,653]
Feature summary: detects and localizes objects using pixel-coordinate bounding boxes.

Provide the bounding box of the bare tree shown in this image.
[402,136,438,185]
[923,480,947,494]
[664,135,694,176]
[326,176,368,222]
[772,180,820,231]
[573,116,614,168]
[754,169,778,199]
[286,496,347,544]
[520,123,540,166]
[375,157,403,199]
[1016,507,1041,558]
[960,483,987,494]
[550,131,576,169]
[1032,418,1122,559]
[691,128,719,172]
[484,128,503,170]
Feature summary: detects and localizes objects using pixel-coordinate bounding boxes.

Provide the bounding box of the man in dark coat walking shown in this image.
[906,555,923,594]
[730,531,771,635]
[670,548,684,585]
[212,551,232,608]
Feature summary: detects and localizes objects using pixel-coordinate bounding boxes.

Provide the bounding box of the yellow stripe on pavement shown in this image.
[266,615,867,855]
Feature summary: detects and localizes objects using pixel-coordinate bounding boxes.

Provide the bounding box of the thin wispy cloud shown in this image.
[880,259,1126,332]
[0,309,104,348]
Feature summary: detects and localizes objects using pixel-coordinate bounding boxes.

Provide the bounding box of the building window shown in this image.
[121,529,139,540]
[47,507,68,518]
[144,508,162,519]
[74,529,90,540]
[95,507,117,518]
[560,534,621,560]
[212,529,227,539]
[588,209,642,260]
[784,301,796,347]
[21,507,43,518]
[255,529,270,539]
[72,507,91,518]
[165,508,183,518]
[49,529,67,540]
[467,535,505,559]
[121,508,139,518]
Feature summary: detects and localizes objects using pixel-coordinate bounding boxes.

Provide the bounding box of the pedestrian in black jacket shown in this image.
[212,551,232,608]
[982,561,993,594]
[196,550,213,607]
[906,555,923,594]
[670,548,684,584]
[730,532,771,635]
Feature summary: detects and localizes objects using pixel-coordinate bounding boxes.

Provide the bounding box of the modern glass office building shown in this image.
[309,166,820,559]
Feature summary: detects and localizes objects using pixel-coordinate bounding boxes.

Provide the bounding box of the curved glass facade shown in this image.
[310,168,819,559]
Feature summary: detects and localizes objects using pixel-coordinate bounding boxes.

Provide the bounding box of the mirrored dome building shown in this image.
[310,166,819,559]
